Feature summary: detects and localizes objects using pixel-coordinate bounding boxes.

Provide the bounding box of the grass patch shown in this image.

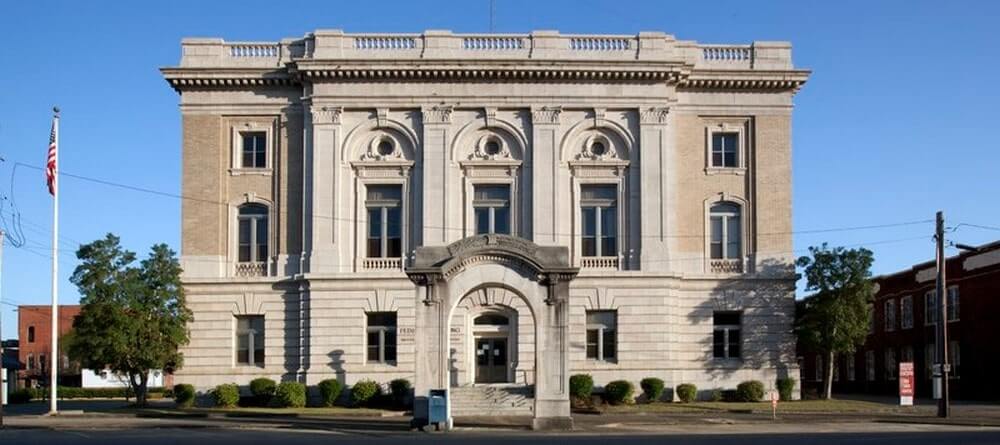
[115,405,389,418]
[602,399,918,415]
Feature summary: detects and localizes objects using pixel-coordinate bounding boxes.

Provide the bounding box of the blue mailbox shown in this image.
[428,389,448,427]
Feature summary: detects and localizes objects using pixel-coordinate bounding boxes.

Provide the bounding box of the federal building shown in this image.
[162,29,809,428]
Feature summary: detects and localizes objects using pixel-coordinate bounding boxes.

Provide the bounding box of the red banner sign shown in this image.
[899,362,914,406]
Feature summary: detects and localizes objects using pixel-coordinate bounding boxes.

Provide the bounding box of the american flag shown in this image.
[46,116,57,196]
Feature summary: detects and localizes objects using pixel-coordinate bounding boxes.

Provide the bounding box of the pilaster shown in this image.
[530,107,562,245]
[305,105,343,273]
[638,107,672,272]
[420,106,453,246]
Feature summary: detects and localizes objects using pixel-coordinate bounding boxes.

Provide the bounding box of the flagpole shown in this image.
[49,106,59,415]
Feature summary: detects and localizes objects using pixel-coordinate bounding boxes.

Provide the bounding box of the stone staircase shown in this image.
[449,385,534,417]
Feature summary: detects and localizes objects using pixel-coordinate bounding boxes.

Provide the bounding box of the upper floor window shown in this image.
[884,299,896,332]
[884,348,897,380]
[947,287,959,321]
[366,185,402,259]
[236,315,265,367]
[237,204,268,263]
[241,132,267,169]
[709,202,741,260]
[711,132,739,168]
[586,310,617,362]
[473,185,510,235]
[27,326,35,343]
[366,312,397,364]
[712,311,742,359]
[900,295,913,329]
[924,291,938,325]
[580,185,617,258]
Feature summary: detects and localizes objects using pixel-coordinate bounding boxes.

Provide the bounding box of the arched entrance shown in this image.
[407,234,578,430]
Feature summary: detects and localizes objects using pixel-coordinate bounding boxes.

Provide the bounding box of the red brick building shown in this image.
[17,305,81,388]
[799,240,1000,401]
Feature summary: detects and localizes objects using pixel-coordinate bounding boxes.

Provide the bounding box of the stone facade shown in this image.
[163,30,809,427]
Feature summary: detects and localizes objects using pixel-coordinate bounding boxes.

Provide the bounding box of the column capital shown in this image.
[311,106,343,125]
[421,105,453,125]
[639,106,670,125]
[531,106,562,125]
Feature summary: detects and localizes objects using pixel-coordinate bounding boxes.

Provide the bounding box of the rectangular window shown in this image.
[884,300,896,332]
[711,132,739,168]
[868,304,875,335]
[709,203,741,260]
[27,353,35,371]
[901,345,914,364]
[473,185,511,235]
[586,310,617,361]
[366,185,403,258]
[947,287,959,321]
[866,350,875,381]
[949,340,960,378]
[28,326,35,343]
[847,354,856,381]
[712,311,742,359]
[833,356,841,382]
[814,355,823,381]
[241,131,267,168]
[924,291,938,325]
[580,185,617,258]
[366,312,397,364]
[39,353,47,372]
[237,205,268,263]
[885,349,897,380]
[236,315,265,367]
[900,295,913,329]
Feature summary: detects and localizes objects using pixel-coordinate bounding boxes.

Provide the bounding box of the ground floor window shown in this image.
[866,350,875,381]
[847,354,856,381]
[712,311,741,359]
[236,315,265,367]
[884,348,897,380]
[366,312,397,364]
[586,310,617,361]
[949,340,960,378]
[814,355,823,381]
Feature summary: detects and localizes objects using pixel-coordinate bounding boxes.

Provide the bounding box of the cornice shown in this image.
[680,69,811,92]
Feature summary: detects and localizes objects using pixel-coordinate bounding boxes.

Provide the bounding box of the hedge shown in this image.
[569,374,594,400]
[675,383,697,403]
[21,386,167,400]
[736,380,765,402]
[212,383,241,408]
[271,381,306,408]
[249,378,277,406]
[351,379,382,407]
[776,378,796,402]
[317,379,343,407]
[603,380,634,405]
[9,388,33,404]
[639,378,665,403]
[389,379,412,408]
[174,384,195,408]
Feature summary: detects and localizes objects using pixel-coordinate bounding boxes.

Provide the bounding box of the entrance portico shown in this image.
[407,234,578,430]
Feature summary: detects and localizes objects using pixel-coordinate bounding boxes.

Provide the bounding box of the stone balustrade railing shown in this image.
[709,259,744,274]
[177,31,794,70]
[581,256,620,270]
[363,257,403,271]
[235,261,268,277]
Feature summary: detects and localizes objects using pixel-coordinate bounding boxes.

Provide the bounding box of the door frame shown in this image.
[468,309,516,385]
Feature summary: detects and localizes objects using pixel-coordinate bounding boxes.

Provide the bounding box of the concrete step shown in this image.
[449,385,534,416]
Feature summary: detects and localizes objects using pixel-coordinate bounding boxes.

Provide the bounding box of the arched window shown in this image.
[473,313,510,325]
[237,204,268,263]
[709,202,741,260]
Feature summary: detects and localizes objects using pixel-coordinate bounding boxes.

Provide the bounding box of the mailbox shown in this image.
[428,389,449,428]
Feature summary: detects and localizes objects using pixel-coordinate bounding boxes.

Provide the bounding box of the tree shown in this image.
[795,243,875,400]
[67,234,192,407]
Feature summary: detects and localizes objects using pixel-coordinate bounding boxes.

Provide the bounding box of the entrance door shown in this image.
[475,337,508,383]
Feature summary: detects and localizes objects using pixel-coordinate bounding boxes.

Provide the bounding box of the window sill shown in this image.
[710,358,743,367]
[364,361,398,367]
[229,168,272,176]
[704,167,746,176]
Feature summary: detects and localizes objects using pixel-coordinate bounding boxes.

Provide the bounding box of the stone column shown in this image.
[305,105,342,273]
[638,107,672,272]
[530,107,561,245]
[533,277,573,430]
[420,106,453,245]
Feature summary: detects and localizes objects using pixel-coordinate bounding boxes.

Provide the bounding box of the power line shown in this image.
[10,161,935,240]
[955,222,1000,233]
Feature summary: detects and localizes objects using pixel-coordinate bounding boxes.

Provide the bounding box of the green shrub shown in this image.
[350,379,381,407]
[603,380,634,405]
[389,379,411,408]
[675,383,697,403]
[174,384,195,408]
[249,378,277,406]
[709,388,723,402]
[569,374,594,401]
[776,378,796,402]
[736,380,765,402]
[317,379,343,407]
[639,378,665,403]
[271,382,306,408]
[9,388,33,404]
[212,383,240,408]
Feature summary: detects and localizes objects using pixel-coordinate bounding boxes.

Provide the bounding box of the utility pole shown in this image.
[934,211,950,418]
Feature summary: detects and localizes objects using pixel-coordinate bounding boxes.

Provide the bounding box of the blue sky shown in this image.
[1,0,998,338]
